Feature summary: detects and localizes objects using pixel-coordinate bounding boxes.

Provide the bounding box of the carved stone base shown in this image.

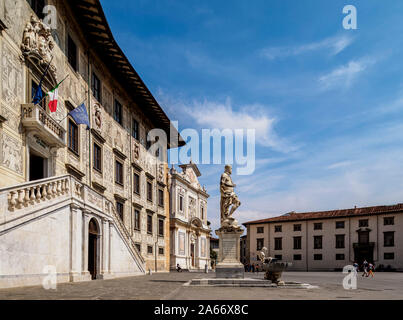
[215,228,244,279]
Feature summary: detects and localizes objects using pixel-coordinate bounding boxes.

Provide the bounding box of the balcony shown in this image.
[353,242,375,249]
[21,104,66,147]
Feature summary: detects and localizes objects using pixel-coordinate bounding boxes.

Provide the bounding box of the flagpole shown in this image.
[32,55,54,104]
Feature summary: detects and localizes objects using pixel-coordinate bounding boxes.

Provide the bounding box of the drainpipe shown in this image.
[87,49,92,186]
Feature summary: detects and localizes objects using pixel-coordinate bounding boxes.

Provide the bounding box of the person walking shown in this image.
[368,263,375,278]
[362,259,369,277]
[252,264,255,273]
[176,264,182,272]
[353,261,359,273]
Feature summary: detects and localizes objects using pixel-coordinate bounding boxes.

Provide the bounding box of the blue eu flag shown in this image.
[32,81,43,105]
[68,103,90,130]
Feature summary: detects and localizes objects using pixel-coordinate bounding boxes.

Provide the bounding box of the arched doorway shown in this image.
[88,218,99,280]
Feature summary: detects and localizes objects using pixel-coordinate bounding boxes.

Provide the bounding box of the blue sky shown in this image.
[100,0,403,232]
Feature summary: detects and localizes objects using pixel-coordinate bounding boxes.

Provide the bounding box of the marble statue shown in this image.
[219,165,241,231]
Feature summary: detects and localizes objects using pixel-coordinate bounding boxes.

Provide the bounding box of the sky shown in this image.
[100,0,403,233]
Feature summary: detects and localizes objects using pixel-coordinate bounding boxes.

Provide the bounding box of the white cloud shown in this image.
[318,58,375,89]
[261,35,354,60]
[184,97,296,152]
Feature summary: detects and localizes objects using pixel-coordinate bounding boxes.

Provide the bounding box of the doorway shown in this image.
[190,243,195,268]
[29,152,47,181]
[88,219,99,280]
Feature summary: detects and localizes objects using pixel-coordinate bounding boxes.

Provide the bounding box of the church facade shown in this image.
[169,162,211,271]
[0,0,183,288]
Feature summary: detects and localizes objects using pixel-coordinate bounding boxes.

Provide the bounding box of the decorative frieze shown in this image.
[0,131,23,175]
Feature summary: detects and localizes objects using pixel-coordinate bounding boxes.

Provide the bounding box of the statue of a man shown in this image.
[220,165,241,229]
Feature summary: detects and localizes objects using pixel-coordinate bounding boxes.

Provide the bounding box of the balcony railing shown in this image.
[21,104,66,147]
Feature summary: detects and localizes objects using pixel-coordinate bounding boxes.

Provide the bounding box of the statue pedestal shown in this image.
[215,229,244,279]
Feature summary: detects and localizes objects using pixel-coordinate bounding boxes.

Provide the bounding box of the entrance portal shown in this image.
[29,152,47,181]
[88,219,99,280]
[191,243,195,267]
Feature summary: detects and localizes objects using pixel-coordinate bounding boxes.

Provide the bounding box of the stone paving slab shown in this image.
[0,272,402,300]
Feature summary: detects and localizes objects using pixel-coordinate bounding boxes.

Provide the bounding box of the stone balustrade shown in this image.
[6,176,71,211]
[21,104,66,147]
[1,174,145,268]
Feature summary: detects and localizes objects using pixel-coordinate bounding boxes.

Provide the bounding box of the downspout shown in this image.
[87,50,91,185]
[306,220,308,271]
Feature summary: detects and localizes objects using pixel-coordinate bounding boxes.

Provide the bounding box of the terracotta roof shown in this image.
[68,0,185,148]
[243,203,403,225]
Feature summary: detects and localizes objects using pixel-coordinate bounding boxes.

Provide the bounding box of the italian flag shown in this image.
[47,85,59,113]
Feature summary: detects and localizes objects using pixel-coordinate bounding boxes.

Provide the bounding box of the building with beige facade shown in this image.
[244,204,403,271]
[169,162,211,271]
[0,0,184,288]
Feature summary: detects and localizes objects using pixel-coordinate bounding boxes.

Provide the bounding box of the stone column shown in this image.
[81,210,91,280]
[100,218,111,278]
[69,204,82,282]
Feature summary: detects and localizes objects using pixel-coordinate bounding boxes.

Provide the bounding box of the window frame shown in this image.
[335,234,345,249]
[293,236,302,250]
[132,118,140,140]
[293,224,302,232]
[67,34,78,71]
[274,237,282,251]
[314,235,323,249]
[115,159,124,186]
[113,99,123,125]
[314,222,323,230]
[116,201,124,221]
[256,238,264,251]
[93,142,102,173]
[133,172,140,195]
[68,118,79,156]
[147,180,153,202]
[384,231,395,247]
[158,218,164,237]
[336,221,345,229]
[91,72,102,103]
[147,213,153,234]
[134,209,140,231]
[158,188,164,207]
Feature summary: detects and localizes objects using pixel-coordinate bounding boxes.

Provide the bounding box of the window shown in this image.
[256,238,264,251]
[93,143,102,172]
[314,236,322,249]
[135,243,141,253]
[158,219,164,237]
[159,247,164,255]
[384,252,394,260]
[116,201,124,220]
[314,254,322,261]
[68,119,79,155]
[384,217,394,226]
[293,254,302,261]
[147,181,153,202]
[336,254,345,260]
[384,232,394,247]
[158,189,164,207]
[274,255,282,260]
[28,0,45,19]
[114,100,123,125]
[293,236,302,250]
[132,118,139,140]
[179,195,184,212]
[67,35,77,71]
[147,245,153,254]
[274,238,282,250]
[336,235,345,249]
[314,223,322,230]
[133,172,140,194]
[115,160,123,186]
[294,224,301,231]
[257,227,264,234]
[147,214,153,234]
[134,209,140,231]
[336,221,345,229]
[359,219,369,227]
[274,225,282,233]
[91,73,101,102]
[201,206,204,220]
[358,231,369,244]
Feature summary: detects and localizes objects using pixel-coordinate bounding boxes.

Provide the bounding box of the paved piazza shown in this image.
[0,272,402,300]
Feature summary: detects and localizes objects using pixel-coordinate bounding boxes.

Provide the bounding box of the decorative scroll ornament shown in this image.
[20,15,56,79]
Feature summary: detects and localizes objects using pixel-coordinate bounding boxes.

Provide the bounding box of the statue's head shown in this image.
[224,164,232,174]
